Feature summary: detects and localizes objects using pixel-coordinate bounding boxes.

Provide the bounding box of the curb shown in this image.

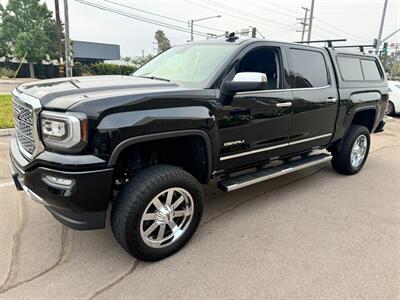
[0,128,14,137]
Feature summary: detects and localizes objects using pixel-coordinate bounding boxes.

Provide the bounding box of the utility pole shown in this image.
[296,6,310,42]
[190,20,194,42]
[63,0,72,77]
[306,0,315,44]
[376,0,389,54]
[54,0,62,66]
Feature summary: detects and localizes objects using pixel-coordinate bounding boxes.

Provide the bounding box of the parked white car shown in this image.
[386,81,400,115]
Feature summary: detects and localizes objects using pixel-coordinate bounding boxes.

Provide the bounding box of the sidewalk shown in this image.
[0,78,35,94]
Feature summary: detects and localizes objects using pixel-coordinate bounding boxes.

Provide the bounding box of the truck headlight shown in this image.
[40,111,88,151]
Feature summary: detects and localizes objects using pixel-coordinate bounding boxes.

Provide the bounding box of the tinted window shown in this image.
[238,48,280,89]
[290,49,329,88]
[361,59,382,80]
[337,56,363,81]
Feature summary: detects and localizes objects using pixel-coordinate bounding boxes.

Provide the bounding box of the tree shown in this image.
[122,56,132,64]
[154,30,171,53]
[0,0,63,77]
[131,54,154,69]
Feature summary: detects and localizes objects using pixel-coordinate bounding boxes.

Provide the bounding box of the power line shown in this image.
[312,25,368,43]
[74,0,212,38]
[313,18,370,42]
[102,0,226,33]
[269,3,301,16]
[204,0,294,29]
[251,2,299,19]
[185,0,293,31]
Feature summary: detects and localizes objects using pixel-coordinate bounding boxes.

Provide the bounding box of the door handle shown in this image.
[326,97,337,104]
[276,102,292,108]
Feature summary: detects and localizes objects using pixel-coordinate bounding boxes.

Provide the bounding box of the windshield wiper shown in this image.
[135,75,170,82]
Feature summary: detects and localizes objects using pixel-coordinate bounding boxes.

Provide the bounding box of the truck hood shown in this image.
[16,75,184,110]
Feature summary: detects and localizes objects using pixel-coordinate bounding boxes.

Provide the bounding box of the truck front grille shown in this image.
[12,93,43,158]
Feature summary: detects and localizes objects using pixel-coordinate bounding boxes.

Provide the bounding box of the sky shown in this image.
[1,0,399,57]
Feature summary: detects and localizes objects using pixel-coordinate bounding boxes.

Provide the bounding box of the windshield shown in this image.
[133,44,237,88]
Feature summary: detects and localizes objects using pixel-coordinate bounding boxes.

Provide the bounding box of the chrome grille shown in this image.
[13,97,35,155]
[12,91,44,159]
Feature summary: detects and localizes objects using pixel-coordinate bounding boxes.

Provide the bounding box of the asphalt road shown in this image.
[0,79,34,94]
[0,118,399,299]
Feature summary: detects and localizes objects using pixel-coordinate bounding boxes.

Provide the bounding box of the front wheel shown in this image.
[331,125,370,175]
[111,164,203,261]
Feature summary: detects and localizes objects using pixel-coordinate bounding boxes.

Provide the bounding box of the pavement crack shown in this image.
[201,166,327,227]
[0,194,27,293]
[85,260,139,300]
[0,226,73,294]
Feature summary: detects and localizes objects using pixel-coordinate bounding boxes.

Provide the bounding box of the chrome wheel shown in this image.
[140,187,194,249]
[385,101,394,115]
[350,135,367,168]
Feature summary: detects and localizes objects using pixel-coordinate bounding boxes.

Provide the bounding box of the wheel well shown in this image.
[114,136,209,184]
[351,109,376,132]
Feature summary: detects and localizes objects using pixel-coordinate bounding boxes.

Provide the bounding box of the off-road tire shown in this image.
[331,125,370,175]
[111,164,203,261]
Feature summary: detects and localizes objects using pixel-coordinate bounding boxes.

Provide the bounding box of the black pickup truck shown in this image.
[10,37,388,261]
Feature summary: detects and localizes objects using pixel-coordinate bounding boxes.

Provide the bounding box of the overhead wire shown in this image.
[102,0,226,33]
[74,0,213,37]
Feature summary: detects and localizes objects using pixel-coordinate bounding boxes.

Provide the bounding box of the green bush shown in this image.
[89,63,137,76]
[0,67,16,78]
[73,62,92,76]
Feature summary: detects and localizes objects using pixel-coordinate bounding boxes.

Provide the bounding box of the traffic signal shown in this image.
[382,42,388,55]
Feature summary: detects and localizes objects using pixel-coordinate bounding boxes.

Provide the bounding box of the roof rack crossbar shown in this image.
[296,39,347,47]
[333,44,376,52]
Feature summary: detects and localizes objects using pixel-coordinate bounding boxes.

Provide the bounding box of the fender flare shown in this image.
[345,105,378,134]
[108,129,213,179]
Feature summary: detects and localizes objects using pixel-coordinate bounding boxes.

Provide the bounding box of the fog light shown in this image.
[43,175,73,186]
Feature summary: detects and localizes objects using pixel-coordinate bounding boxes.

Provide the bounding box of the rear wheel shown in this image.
[111,164,203,261]
[385,101,395,116]
[331,125,370,175]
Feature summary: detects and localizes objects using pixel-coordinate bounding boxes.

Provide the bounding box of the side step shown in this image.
[218,153,332,192]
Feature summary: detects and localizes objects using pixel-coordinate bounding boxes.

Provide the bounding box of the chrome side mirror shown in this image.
[232,72,268,83]
[221,72,268,97]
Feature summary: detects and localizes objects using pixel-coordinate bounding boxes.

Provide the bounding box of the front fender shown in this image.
[94,106,218,179]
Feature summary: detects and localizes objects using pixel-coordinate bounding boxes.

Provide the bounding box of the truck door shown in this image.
[287,47,338,152]
[217,44,294,171]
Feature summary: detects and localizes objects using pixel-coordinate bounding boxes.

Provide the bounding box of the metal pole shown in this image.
[63,0,72,77]
[300,7,309,42]
[54,0,62,65]
[306,0,315,44]
[376,0,389,54]
[190,20,194,42]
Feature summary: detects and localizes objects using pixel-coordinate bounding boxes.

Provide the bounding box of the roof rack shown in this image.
[296,39,347,47]
[333,44,376,52]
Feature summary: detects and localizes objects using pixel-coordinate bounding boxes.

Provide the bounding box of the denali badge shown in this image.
[224,140,245,147]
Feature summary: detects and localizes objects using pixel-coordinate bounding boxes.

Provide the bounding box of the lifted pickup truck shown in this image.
[10,37,388,261]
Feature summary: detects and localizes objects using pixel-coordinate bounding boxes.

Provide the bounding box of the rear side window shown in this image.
[289,49,329,88]
[361,59,382,80]
[337,56,382,81]
[337,56,363,81]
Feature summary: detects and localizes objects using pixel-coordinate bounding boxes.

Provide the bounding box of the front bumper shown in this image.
[9,135,114,230]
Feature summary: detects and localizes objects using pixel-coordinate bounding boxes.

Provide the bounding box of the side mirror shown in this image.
[220,72,268,96]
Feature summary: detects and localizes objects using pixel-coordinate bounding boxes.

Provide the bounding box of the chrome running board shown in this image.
[218,153,332,192]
